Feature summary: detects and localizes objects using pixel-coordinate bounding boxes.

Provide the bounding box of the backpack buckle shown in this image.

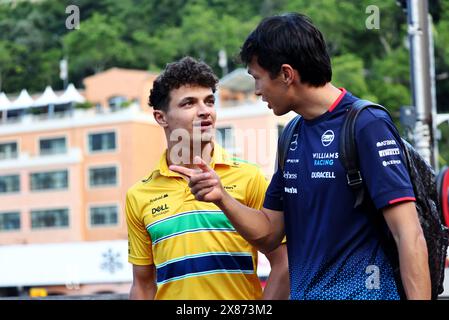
[347,171,363,187]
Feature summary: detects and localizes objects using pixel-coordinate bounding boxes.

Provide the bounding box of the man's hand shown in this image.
[169,156,226,203]
[172,156,285,253]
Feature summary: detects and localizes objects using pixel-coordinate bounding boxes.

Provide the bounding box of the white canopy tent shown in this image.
[9,89,34,111]
[32,86,60,117]
[57,83,85,104]
[219,68,255,93]
[33,86,59,107]
[0,92,11,111]
[0,85,86,122]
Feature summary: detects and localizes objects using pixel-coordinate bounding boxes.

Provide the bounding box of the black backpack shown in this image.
[278,99,449,299]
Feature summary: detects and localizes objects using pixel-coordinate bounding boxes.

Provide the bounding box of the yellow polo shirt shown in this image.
[126,145,268,300]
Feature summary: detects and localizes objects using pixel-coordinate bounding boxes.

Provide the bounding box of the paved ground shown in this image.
[2,270,449,299]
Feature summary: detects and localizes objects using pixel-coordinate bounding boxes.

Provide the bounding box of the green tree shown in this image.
[368,48,411,111]
[62,13,135,83]
[0,41,12,91]
[332,54,374,101]
[153,2,260,75]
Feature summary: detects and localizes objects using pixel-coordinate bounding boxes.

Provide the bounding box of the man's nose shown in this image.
[198,102,211,117]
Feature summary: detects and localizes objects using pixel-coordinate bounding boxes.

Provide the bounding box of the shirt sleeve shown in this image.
[247,167,287,247]
[356,118,415,210]
[246,167,269,210]
[126,190,154,265]
[262,168,284,211]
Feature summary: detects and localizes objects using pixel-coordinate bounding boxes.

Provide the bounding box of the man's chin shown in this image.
[272,108,288,116]
[271,107,291,116]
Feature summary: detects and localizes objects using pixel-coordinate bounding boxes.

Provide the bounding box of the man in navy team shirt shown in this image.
[170,13,431,300]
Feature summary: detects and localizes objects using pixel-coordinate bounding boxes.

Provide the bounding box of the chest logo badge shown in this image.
[321,130,335,147]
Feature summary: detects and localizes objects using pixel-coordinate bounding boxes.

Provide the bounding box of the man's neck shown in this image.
[166,141,214,169]
[292,83,343,120]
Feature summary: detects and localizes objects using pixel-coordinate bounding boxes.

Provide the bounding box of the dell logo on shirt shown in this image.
[321,130,335,147]
[152,204,169,214]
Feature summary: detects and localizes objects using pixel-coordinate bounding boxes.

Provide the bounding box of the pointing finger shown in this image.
[193,156,211,173]
[169,165,196,179]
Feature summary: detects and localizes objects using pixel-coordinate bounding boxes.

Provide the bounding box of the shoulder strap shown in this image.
[339,99,392,208]
[277,115,302,172]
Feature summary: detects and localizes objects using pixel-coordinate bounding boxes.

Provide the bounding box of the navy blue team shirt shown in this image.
[264,89,416,300]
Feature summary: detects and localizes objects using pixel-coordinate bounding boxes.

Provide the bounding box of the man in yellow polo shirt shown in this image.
[126,56,289,300]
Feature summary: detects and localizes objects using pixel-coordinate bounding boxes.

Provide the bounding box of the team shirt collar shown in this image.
[328,88,347,112]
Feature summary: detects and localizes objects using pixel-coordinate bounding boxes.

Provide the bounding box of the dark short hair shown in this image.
[149,56,219,112]
[240,13,332,86]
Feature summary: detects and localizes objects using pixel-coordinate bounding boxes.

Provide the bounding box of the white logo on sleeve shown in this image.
[284,187,298,194]
[376,140,396,148]
[378,148,400,157]
[321,130,335,147]
[382,159,401,167]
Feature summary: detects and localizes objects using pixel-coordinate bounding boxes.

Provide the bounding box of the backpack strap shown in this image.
[277,115,302,172]
[339,99,392,208]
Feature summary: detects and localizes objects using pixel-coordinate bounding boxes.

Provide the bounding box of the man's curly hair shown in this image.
[149,56,219,112]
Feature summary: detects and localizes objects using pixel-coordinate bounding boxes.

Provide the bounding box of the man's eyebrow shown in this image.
[178,96,196,104]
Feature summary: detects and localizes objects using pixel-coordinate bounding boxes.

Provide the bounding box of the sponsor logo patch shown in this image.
[376,140,396,148]
[313,159,334,166]
[382,159,401,167]
[149,193,168,204]
[283,171,297,180]
[311,171,336,179]
[312,152,339,159]
[321,130,335,147]
[284,187,298,194]
[152,204,169,216]
[378,148,400,157]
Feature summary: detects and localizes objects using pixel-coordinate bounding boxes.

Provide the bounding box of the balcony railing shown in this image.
[0,104,141,127]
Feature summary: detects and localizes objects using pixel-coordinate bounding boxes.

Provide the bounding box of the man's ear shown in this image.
[280,64,299,85]
[153,110,168,127]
